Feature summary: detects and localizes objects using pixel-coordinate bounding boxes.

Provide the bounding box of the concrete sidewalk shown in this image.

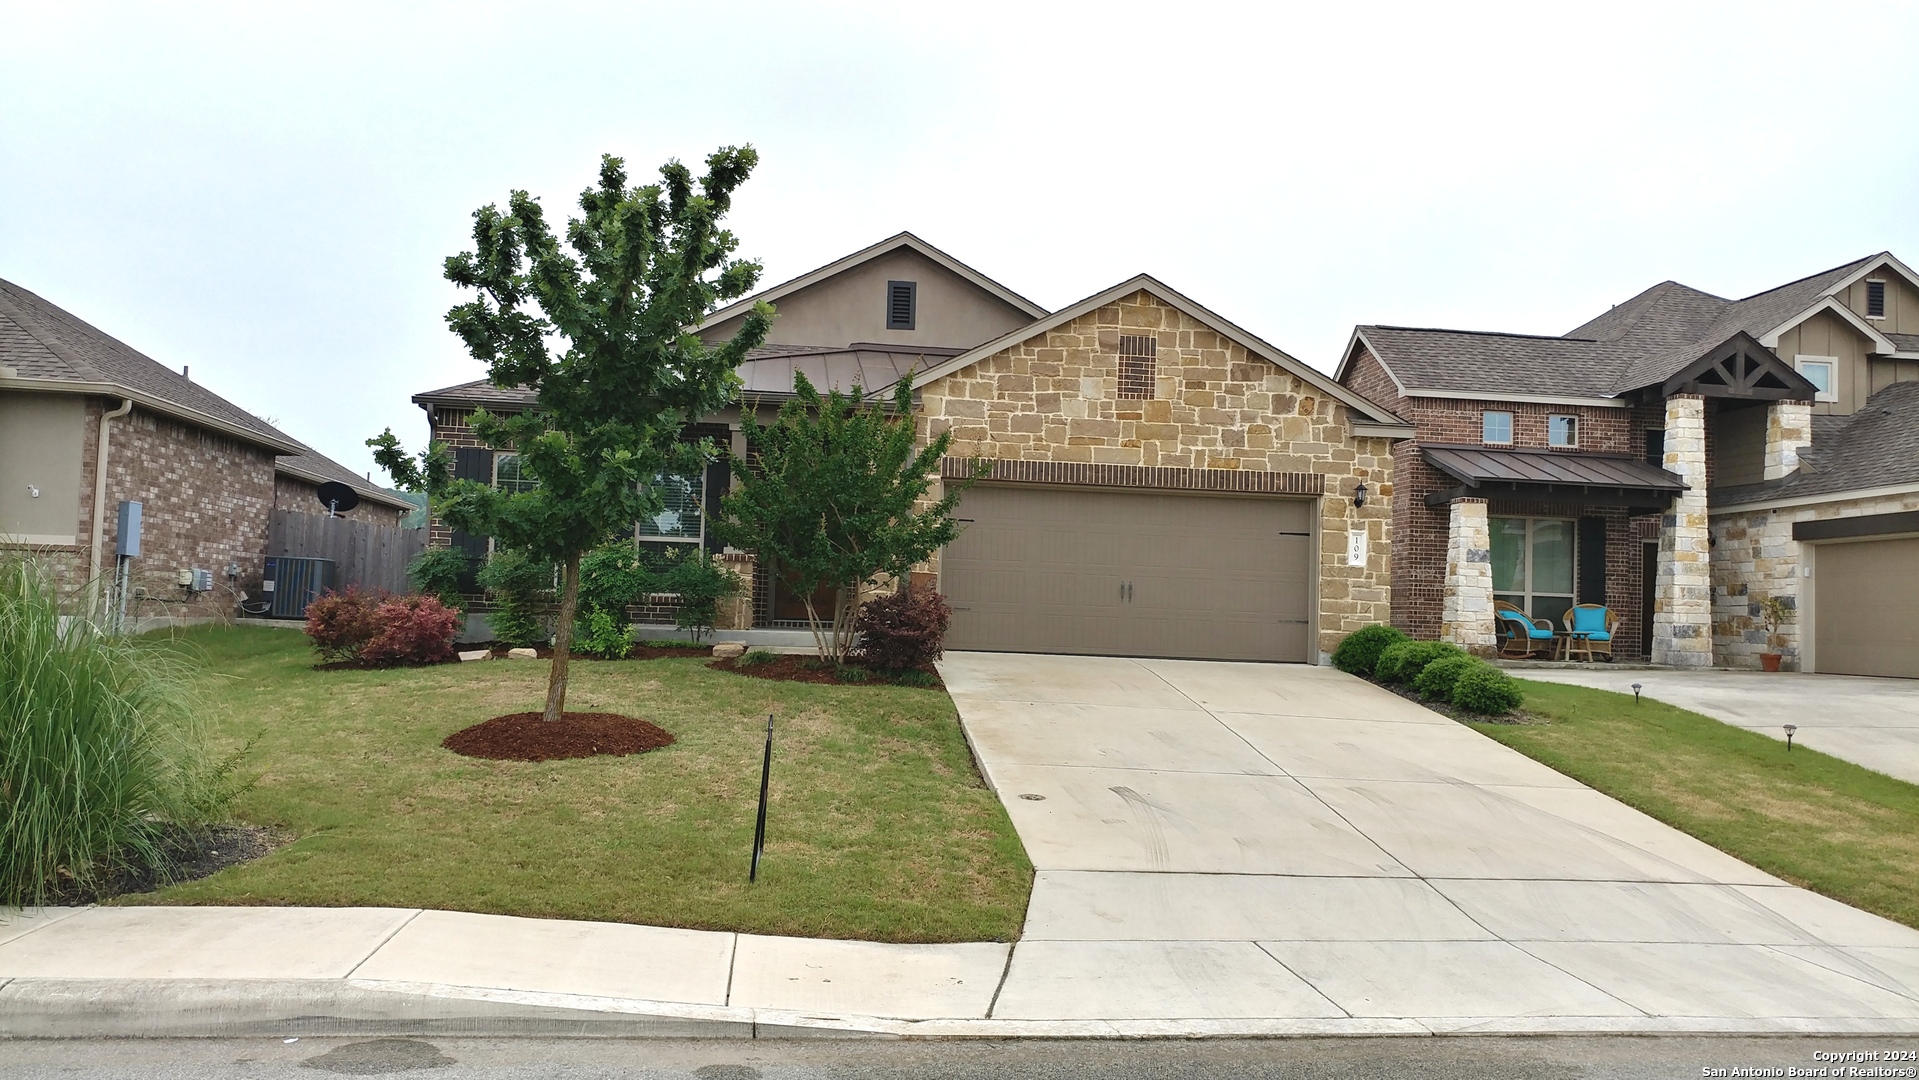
[1514,667,1919,786]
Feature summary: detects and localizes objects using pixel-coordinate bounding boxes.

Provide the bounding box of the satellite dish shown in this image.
[315,481,360,516]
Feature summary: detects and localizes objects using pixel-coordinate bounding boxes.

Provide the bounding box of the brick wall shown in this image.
[273,474,405,526]
[918,290,1396,658]
[1341,345,1667,654]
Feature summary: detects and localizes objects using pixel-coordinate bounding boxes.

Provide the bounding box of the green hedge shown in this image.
[1331,625,1408,676]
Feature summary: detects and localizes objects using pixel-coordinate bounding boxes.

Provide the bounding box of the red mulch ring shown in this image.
[708,654,943,689]
[442,712,677,762]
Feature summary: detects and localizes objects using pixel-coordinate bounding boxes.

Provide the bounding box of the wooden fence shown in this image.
[268,510,428,596]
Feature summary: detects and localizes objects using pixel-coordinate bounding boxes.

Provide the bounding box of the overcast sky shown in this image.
[4,1,1915,482]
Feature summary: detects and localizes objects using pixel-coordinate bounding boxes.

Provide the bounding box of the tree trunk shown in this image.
[543,552,582,722]
[800,592,831,662]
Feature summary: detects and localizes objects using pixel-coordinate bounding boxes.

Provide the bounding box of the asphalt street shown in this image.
[3,1036,1916,1079]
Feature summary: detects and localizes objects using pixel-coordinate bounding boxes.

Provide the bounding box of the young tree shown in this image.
[717,372,974,663]
[370,148,771,721]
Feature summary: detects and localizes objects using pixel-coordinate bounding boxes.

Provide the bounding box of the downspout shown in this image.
[89,397,133,603]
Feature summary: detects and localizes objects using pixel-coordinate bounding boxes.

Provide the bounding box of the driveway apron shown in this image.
[941,652,1919,1029]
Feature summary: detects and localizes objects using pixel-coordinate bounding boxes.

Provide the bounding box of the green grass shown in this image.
[122,626,1032,943]
[1472,680,1919,930]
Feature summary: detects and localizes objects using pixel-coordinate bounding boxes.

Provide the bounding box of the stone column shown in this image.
[713,552,757,630]
[1764,400,1813,481]
[1441,498,1497,655]
[1654,394,1713,668]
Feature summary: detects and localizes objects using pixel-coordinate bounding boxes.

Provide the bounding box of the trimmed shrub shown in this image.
[1332,625,1409,676]
[407,547,472,612]
[853,585,953,672]
[579,542,653,616]
[304,587,384,663]
[1452,661,1525,715]
[1375,640,1464,685]
[576,606,632,660]
[1414,654,1477,702]
[739,649,779,668]
[478,548,555,647]
[362,595,460,666]
[1,558,222,905]
[661,553,742,644]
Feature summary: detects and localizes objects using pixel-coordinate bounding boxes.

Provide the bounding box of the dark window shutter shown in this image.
[886,280,917,330]
[1578,517,1608,607]
[703,459,728,553]
[1644,429,1664,468]
[449,447,494,573]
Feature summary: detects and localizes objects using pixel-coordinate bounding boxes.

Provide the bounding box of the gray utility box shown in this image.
[262,556,335,619]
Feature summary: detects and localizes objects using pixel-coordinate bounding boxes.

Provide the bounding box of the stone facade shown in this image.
[916,290,1395,659]
[1440,499,1495,653]
[1653,394,1713,668]
[1710,488,1919,670]
[1763,401,1812,482]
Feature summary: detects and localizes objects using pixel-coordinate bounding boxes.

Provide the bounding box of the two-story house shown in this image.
[1337,252,1919,678]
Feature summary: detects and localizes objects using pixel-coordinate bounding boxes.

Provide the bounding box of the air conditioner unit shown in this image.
[261,557,335,619]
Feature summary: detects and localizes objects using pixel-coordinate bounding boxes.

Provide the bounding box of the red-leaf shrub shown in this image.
[362,595,460,666]
[303,587,383,663]
[852,585,952,671]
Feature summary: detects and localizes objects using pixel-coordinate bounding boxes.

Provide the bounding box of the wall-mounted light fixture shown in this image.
[1353,482,1368,508]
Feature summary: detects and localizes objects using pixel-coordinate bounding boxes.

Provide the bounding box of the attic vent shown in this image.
[1866,279,1886,319]
[886,280,917,330]
[1117,334,1157,399]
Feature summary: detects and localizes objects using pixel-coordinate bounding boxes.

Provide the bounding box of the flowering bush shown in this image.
[303,587,384,663]
[361,595,460,666]
[852,585,952,671]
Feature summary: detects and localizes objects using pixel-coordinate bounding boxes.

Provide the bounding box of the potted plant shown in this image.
[1758,595,1793,672]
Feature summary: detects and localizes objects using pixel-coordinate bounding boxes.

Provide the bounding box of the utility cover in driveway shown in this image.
[941,485,1311,662]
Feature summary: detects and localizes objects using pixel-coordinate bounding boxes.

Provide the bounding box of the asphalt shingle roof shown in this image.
[1715,382,1919,505]
[0,277,409,511]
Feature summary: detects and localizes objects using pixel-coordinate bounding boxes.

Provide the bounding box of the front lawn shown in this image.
[1475,680,1919,930]
[124,627,1032,943]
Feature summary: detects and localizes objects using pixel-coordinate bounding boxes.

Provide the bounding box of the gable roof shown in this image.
[693,231,1049,335]
[1344,252,1916,403]
[917,274,1412,435]
[0,276,411,510]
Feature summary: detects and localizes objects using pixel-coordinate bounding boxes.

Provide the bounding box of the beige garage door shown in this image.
[1814,537,1919,679]
[941,485,1313,662]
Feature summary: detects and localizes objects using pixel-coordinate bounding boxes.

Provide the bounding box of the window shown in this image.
[1117,334,1157,399]
[1794,355,1838,403]
[1492,516,1576,628]
[886,280,917,330]
[1866,279,1886,319]
[1643,428,1665,468]
[1548,415,1578,447]
[1481,411,1513,444]
[493,453,537,493]
[637,472,704,543]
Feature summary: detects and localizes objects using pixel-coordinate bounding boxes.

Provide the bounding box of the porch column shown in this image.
[1764,400,1813,481]
[1441,497,1497,655]
[1654,394,1713,667]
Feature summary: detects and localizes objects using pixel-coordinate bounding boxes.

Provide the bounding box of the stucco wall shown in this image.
[1710,489,1919,670]
[916,290,1394,659]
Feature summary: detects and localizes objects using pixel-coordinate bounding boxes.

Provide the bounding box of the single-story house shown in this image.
[411,232,1413,662]
[1336,252,1919,677]
[0,277,413,615]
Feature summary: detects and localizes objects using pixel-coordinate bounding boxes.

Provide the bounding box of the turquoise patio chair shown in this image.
[1496,602,1557,659]
[1564,603,1619,661]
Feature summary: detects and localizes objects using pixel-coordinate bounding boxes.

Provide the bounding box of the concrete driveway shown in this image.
[941,652,1919,1032]
[1514,668,1919,786]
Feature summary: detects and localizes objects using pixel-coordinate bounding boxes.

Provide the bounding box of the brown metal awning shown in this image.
[1421,444,1687,512]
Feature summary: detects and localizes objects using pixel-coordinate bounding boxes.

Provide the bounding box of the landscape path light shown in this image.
[1631,682,1642,705]
[1784,724,1797,752]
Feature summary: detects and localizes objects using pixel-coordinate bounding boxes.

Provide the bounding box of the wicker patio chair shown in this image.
[1564,603,1620,662]
[1496,602,1557,659]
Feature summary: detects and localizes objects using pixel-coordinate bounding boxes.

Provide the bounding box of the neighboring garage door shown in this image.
[941,484,1312,662]
[1813,537,1919,679]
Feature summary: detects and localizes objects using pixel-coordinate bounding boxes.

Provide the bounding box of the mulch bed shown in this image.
[43,823,291,905]
[708,653,943,689]
[1378,680,1540,725]
[315,656,457,671]
[442,712,677,762]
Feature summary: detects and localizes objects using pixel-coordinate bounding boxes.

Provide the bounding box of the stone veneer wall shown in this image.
[1441,499,1495,652]
[1654,394,1713,667]
[1710,489,1919,670]
[916,290,1395,659]
[1763,402,1812,482]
